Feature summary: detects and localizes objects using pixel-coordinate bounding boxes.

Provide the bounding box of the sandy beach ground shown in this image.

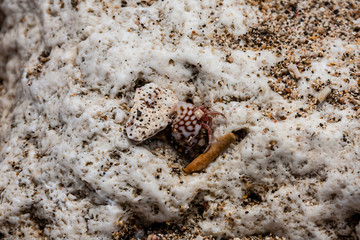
[0,0,359,239]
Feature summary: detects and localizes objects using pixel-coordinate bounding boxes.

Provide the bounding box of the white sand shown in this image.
[0,0,359,239]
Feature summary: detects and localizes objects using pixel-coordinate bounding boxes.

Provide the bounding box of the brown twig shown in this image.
[184,132,237,174]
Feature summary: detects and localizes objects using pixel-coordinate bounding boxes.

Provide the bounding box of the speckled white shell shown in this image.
[126,83,178,142]
[171,102,202,147]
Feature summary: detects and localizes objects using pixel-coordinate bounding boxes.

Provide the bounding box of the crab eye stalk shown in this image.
[194,109,204,120]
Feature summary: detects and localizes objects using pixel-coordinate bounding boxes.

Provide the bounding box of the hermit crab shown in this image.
[126,83,225,153]
[171,102,225,152]
[125,83,242,173]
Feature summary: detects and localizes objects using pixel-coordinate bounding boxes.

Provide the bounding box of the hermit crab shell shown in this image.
[171,102,202,148]
[126,83,178,142]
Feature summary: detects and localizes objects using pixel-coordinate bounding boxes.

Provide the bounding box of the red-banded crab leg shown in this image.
[201,122,213,152]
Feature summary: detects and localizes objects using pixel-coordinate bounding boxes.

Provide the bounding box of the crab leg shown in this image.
[201,122,213,152]
[207,111,226,119]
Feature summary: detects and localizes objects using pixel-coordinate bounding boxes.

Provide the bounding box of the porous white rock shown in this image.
[126,83,178,142]
[0,0,359,240]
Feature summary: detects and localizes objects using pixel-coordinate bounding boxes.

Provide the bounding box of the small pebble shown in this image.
[317,86,332,103]
[317,26,325,34]
[147,234,159,240]
[134,230,145,239]
[288,63,302,80]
